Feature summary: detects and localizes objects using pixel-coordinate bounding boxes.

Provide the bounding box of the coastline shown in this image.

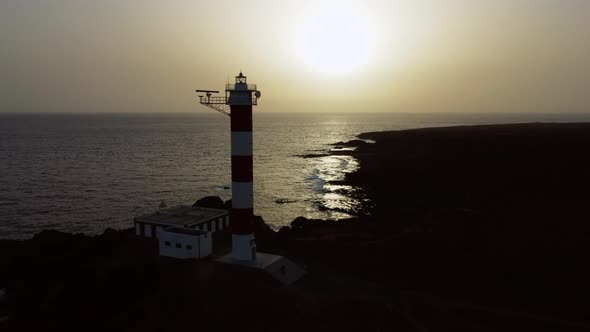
[2,122,590,331]
[280,122,590,327]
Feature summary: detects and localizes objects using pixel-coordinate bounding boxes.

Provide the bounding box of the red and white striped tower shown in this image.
[227,72,259,261]
[196,75,305,282]
[196,72,260,261]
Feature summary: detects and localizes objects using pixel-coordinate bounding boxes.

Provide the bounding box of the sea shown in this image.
[1,112,589,239]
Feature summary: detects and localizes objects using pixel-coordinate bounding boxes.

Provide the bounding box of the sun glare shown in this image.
[294,3,376,75]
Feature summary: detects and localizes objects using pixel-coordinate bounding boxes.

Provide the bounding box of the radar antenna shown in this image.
[195,89,230,116]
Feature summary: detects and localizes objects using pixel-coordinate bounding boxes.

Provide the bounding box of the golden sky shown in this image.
[1,0,589,113]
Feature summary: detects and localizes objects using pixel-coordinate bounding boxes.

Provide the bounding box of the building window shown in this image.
[164,241,171,246]
[186,245,193,250]
[176,243,182,248]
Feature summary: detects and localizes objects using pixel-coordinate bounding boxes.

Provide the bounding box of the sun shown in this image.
[294,3,376,75]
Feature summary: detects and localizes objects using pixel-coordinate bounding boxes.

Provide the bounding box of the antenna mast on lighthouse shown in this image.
[195,72,261,261]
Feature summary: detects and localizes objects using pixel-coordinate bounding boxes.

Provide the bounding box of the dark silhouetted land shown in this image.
[2,123,590,331]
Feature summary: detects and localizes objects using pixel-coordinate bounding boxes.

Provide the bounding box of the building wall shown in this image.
[199,232,212,258]
[193,216,229,233]
[135,215,229,239]
[134,222,157,238]
[157,229,212,259]
[145,224,153,238]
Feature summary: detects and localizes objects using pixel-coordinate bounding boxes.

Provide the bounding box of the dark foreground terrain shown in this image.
[2,123,590,331]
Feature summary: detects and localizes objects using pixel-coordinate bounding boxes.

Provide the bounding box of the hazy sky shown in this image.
[1,0,589,113]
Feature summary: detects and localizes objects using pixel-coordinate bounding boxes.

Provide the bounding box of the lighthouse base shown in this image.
[231,234,256,261]
[216,252,306,285]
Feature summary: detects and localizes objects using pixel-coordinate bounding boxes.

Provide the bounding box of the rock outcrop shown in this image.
[192,196,225,209]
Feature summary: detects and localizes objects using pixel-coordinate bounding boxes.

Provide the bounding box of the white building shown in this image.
[157,227,212,259]
[134,205,229,239]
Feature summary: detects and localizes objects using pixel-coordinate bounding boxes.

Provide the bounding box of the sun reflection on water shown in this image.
[304,154,367,220]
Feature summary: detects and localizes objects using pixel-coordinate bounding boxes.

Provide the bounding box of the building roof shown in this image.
[161,227,208,237]
[134,205,229,227]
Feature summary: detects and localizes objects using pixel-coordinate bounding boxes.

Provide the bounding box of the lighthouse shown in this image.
[227,72,258,261]
[196,72,306,282]
[197,72,261,261]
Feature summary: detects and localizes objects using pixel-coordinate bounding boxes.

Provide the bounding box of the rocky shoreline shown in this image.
[2,123,590,331]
